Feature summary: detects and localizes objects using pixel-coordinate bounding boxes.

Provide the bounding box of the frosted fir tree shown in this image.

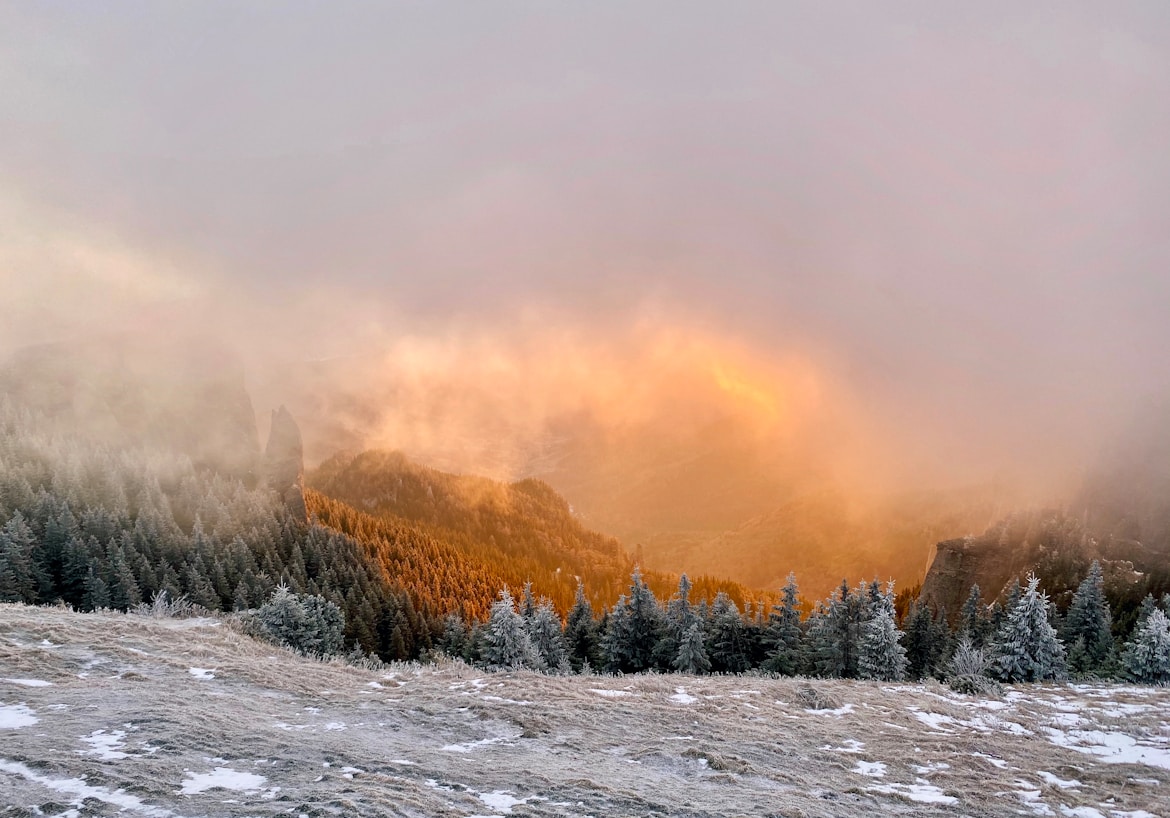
[564,581,600,672]
[858,606,908,681]
[706,592,751,673]
[803,602,841,677]
[603,569,664,673]
[529,600,568,672]
[1121,608,1170,685]
[482,588,542,670]
[520,580,538,623]
[661,574,700,668]
[958,584,990,647]
[673,620,711,674]
[991,574,1067,683]
[764,573,804,675]
[1060,560,1114,676]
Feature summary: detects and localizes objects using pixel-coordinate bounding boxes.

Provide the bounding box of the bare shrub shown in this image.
[132,590,196,619]
[793,682,839,710]
[946,637,1002,696]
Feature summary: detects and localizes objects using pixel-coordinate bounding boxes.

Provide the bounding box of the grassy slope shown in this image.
[2,604,1168,818]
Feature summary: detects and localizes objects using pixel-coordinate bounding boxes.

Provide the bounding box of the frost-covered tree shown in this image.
[991,574,1066,683]
[706,592,751,673]
[563,581,600,672]
[601,569,664,673]
[481,588,542,670]
[673,620,711,674]
[1060,560,1114,676]
[1121,608,1170,685]
[858,606,907,681]
[255,584,346,656]
[529,600,568,672]
[803,602,840,677]
[763,573,804,675]
[958,584,990,648]
[0,512,41,603]
[660,574,700,668]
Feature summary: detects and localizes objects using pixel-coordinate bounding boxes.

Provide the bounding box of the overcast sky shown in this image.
[3,2,1169,491]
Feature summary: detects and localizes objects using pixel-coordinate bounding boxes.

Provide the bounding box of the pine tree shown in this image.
[904,601,941,680]
[1060,560,1114,676]
[707,591,751,673]
[482,588,541,670]
[564,581,600,672]
[529,601,568,672]
[803,602,840,677]
[1121,608,1170,685]
[673,620,711,674]
[602,569,664,673]
[959,584,989,647]
[991,574,1067,683]
[763,573,804,675]
[858,606,908,681]
[661,574,700,669]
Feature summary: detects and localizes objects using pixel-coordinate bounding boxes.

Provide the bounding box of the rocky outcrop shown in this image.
[264,406,308,523]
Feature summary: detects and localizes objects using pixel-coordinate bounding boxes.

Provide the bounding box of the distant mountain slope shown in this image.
[307,450,761,613]
[632,486,1010,601]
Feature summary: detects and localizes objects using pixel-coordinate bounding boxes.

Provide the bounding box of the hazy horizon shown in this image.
[4,3,1169,507]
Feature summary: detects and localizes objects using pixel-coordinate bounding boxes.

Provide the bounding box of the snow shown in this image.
[589,688,632,698]
[822,739,864,753]
[1043,727,1170,770]
[441,735,515,753]
[0,703,38,729]
[669,687,697,705]
[807,702,853,716]
[1058,807,1105,818]
[187,667,215,680]
[3,678,52,687]
[854,760,886,777]
[0,758,173,816]
[82,729,130,760]
[479,790,527,813]
[973,752,1010,768]
[867,780,957,804]
[180,766,267,794]
[1037,770,1081,789]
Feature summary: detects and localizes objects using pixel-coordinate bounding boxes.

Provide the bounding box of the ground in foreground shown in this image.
[1,605,1167,818]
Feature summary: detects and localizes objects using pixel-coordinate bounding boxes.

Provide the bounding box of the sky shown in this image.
[2,2,1169,498]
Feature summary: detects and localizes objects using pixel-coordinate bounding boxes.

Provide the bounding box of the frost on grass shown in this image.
[3,678,52,687]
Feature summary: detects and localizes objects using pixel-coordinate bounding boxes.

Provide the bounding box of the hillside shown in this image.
[3,603,1169,817]
[308,450,762,614]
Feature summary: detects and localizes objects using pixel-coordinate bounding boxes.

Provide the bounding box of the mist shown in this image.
[3,2,1169,510]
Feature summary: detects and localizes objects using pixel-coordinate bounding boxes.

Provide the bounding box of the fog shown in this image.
[3,2,1169,507]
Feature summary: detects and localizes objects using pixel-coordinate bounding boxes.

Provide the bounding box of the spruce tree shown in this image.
[991,574,1067,683]
[673,620,711,674]
[803,602,840,677]
[1060,560,1114,676]
[959,584,989,647]
[529,600,568,671]
[1121,608,1170,685]
[706,592,751,673]
[564,581,600,672]
[764,573,804,675]
[482,588,541,670]
[661,574,700,668]
[602,569,664,673]
[858,606,908,681]
[904,601,941,680]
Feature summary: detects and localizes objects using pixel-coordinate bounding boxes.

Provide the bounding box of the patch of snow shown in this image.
[867,780,956,804]
[1012,787,1054,816]
[0,703,37,729]
[911,711,957,732]
[589,688,631,698]
[0,758,172,816]
[854,760,886,777]
[390,758,417,765]
[807,703,853,716]
[822,739,864,753]
[912,762,951,774]
[324,722,346,731]
[1043,727,1170,770]
[3,678,52,687]
[180,767,267,795]
[1037,771,1081,789]
[187,667,214,680]
[479,790,527,813]
[1110,811,1158,818]
[670,687,697,705]
[973,752,1010,769]
[1058,807,1105,818]
[82,729,129,760]
[442,735,514,753]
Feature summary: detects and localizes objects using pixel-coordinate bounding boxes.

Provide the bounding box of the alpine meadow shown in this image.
[3,4,1170,818]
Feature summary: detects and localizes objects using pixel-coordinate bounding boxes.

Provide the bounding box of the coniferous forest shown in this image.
[4,393,1169,686]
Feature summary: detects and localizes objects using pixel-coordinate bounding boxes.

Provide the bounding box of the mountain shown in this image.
[307,449,762,614]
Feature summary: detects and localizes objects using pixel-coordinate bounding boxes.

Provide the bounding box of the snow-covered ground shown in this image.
[1,604,1167,817]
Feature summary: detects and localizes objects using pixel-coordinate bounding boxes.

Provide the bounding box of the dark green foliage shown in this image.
[254,585,346,657]
[706,592,751,673]
[564,581,601,671]
[602,569,666,673]
[763,573,804,675]
[1060,560,1114,676]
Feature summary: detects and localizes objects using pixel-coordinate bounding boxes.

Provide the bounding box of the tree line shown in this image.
[445,563,1170,686]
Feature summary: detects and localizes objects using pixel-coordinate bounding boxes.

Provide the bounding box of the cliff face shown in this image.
[919,510,1163,627]
[264,406,308,523]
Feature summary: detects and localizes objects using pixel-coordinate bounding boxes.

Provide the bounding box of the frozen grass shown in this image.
[0,602,1168,817]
